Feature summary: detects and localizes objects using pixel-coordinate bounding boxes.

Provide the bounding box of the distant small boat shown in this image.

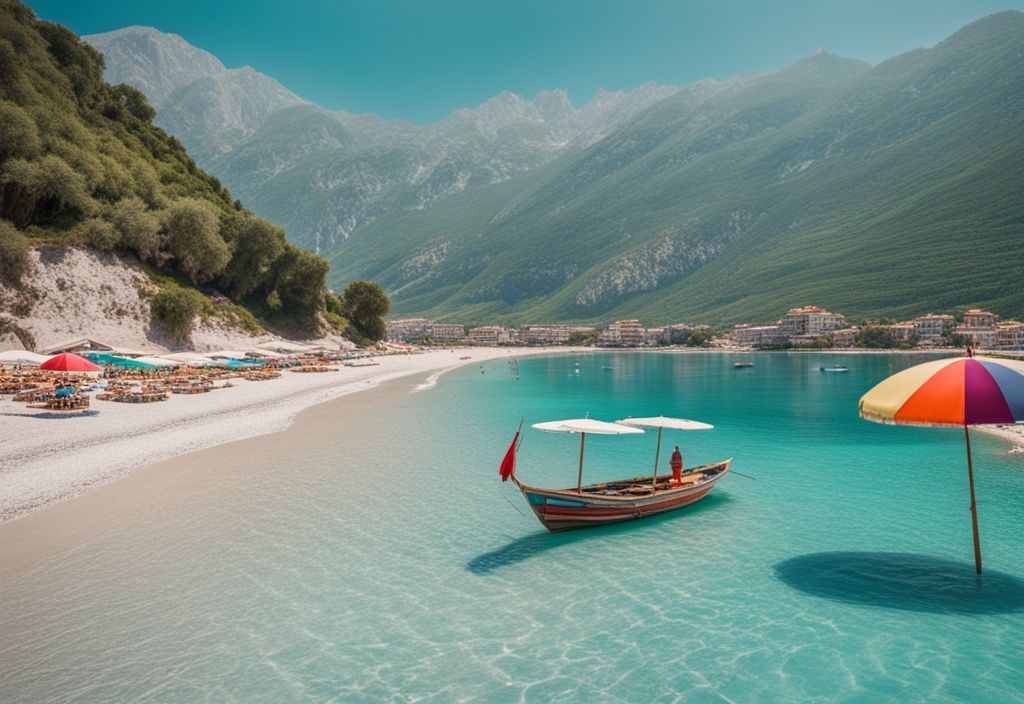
[733,361,754,368]
[820,364,848,373]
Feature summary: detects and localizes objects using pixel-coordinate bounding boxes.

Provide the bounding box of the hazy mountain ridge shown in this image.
[326,12,1024,324]
[86,27,680,252]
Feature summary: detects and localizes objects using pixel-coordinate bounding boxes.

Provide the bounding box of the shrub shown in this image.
[0,219,30,285]
[79,217,118,251]
[0,101,41,162]
[340,280,390,341]
[150,286,203,339]
[218,212,285,297]
[162,198,231,283]
[107,196,159,260]
[0,155,93,226]
[269,244,328,329]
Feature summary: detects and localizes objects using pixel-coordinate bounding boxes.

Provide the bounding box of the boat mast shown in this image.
[576,432,587,494]
[650,426,663,490]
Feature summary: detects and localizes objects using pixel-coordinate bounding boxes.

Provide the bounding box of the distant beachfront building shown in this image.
[888,323,916,344]
[645,327,666,345]
[831,328,857,348]
[385,318,432,342]
[911,314,954,342]
[778,306,845,341]
[599,320,646,347]
[733,324,784,348]
[665,324,694,345]
[964,308,998,329]
[430,323,466,342]
[994,322,1024,350]
[467,326,511,346]
[520,325,594,345]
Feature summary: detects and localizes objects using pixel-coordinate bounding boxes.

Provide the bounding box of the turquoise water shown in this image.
[2,352,1024,703]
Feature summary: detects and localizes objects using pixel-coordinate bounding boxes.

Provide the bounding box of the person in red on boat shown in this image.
[670,446,683,485]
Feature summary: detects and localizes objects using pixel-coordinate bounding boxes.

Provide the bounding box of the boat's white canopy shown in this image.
[617,416,713,431]
[532,418,645,435]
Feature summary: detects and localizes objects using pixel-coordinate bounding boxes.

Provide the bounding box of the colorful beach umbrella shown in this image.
[859,351,1024,573]
[39,352,101,373]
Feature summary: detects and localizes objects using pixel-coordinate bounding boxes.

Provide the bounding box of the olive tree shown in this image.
[107,196,159,261]
[0,219,30,286]
[218,212,286,298]
[341,280,390,341]
[162,198,230,283]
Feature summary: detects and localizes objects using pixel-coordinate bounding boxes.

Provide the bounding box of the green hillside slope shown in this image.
[329,12,1024,325]
[0,0,329,334]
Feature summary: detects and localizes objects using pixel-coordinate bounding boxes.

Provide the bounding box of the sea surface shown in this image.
[2,352,1024,703]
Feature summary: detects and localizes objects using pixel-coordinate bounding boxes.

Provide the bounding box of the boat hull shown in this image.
[515,460,731,532]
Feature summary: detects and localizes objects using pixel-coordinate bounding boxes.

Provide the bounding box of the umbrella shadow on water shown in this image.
[467,493,733,575]
[775,552,1024,615]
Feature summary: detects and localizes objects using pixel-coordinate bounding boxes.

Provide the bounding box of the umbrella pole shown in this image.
[651,426,663,490]
[577,432,587,494]
[964,426,982,574]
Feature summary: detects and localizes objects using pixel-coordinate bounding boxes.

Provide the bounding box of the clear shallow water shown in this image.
[2,352,1024,703]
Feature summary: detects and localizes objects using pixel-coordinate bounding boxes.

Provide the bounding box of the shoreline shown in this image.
[0,347,578,524]
[3,346,1020,524]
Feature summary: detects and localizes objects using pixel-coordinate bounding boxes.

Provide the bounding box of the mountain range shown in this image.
[88,14,1024,325]
[86,26,678,254]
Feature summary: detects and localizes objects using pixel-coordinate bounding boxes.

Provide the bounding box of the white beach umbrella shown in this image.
[533,418,645,435]
[133,356,180,367]
[617,416,714,488]
[0,350,50,366]
[533,418,643,493]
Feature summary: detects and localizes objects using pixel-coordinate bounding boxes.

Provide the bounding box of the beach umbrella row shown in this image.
[860,352,1024,573]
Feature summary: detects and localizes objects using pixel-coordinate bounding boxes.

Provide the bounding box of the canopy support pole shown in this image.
[577,432,587,494]
[651,426,663,490]
[965,426,982,574]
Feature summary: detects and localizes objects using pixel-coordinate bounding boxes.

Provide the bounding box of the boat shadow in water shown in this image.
[775,552,1024,615]
[467,493,733,575]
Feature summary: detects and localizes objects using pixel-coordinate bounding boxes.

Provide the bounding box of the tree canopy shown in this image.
[0,0,336,334]
[341,280,390,341]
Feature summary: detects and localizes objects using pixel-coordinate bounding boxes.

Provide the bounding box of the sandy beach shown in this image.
[0,347,570,523]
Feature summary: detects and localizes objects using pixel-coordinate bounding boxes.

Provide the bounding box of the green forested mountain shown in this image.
[328,12,1024,325]
[0,0,329,334]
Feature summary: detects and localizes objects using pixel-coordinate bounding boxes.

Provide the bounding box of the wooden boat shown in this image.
[512,461,731,531]
[733,361,754,368]
[500,416,731,532]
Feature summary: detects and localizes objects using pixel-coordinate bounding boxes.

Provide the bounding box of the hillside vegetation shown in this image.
[0,0,329,336]
[328,13,1024,325]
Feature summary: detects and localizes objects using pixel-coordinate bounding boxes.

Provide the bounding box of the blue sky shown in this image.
[28,0,1024,122]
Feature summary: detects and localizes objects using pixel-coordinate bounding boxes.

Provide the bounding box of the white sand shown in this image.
[0,347,567,522]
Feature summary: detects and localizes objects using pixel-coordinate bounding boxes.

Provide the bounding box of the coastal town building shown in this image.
[598,320,646,347]
[994,322,1024,350]
[645,327,666,345]
[777,307,845,342]
[964,308,998,329]
[520,325,595,345]
[430,323,466,342]
[831,328,857,348]
[467,326,512,346]
[385,319,432,342]
[911,314,954,342]
[733,324,785,348]
[888,323,916,344]
[662,324,695,345]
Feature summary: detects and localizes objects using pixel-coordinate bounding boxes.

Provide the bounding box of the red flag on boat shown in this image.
[499,431,519,482]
